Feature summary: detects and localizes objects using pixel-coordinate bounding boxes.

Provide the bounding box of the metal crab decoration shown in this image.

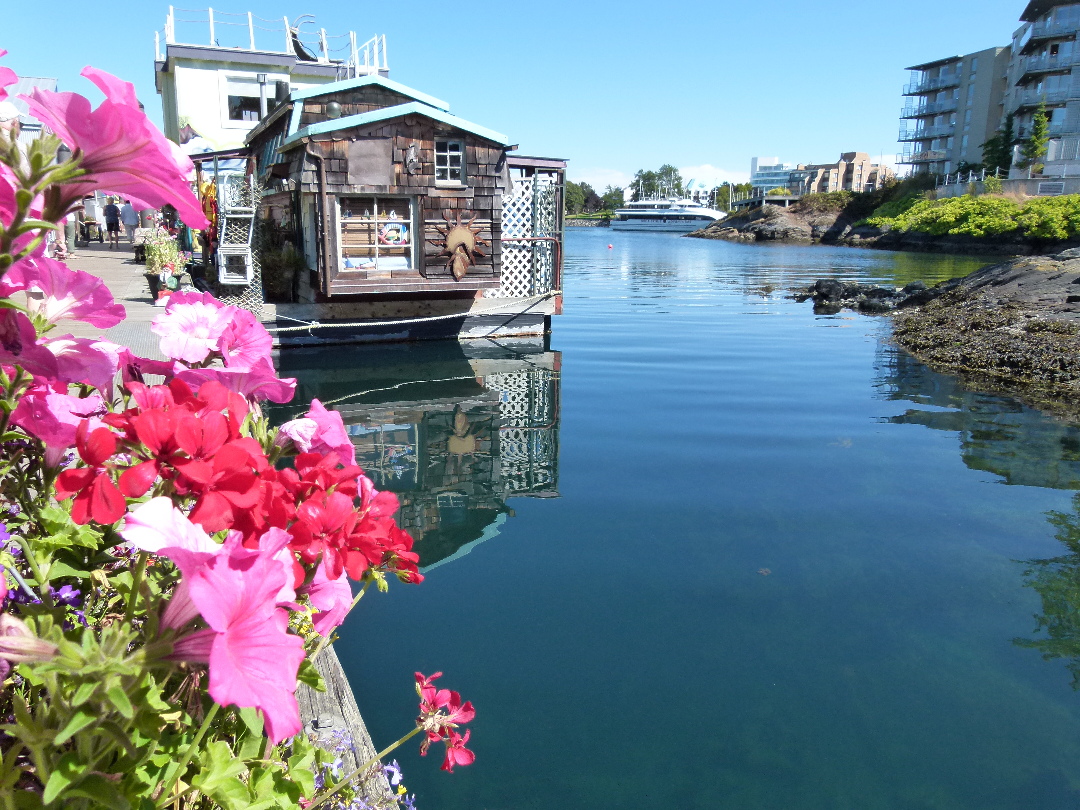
[430,211,488,281]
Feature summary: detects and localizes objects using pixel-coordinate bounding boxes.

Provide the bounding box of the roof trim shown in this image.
[288,75,449,112]
[906,55,964,71]
[282,101,509,147]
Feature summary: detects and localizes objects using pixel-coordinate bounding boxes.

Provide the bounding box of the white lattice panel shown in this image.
[487,177,559,299]
[485,370,559,494]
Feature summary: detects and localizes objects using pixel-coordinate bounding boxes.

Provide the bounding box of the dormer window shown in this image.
[435,139,465,184]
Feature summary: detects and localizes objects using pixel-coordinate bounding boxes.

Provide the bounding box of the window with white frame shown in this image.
[435,139,465,184]
[339,196,414,272]
[226,78,262,122]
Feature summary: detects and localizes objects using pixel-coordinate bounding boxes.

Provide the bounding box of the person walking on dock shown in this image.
[120,199,139,244]
[103,197,121,249]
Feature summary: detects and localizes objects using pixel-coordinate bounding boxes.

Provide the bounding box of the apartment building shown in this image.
[790,152,895,194]
[1005,2,1080,174]
[899,47,1010,175]
[750,157,796,191]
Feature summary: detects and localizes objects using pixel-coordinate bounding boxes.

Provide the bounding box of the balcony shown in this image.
[900,98,958,118]
[899,123,956,142]
[900,150,948,165]
[903,74,961,96]
[1019,51,1080,80]
[1029,17,1080,43]
[1014,86,1072,108]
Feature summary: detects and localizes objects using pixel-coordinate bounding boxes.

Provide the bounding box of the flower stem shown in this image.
[123,552,149,626]
[155,702,220,808]
[305,726,422,810]
[14,537,53,607]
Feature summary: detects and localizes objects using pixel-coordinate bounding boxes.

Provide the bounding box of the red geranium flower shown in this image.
[54,422,125,525]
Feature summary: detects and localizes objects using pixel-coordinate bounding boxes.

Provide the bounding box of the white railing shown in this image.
[156,7,387,77]
[899,149,948,164]
[899,123,955,142]
[937,168,1004,187]
[903,73,961,96]
[901,99,958,118]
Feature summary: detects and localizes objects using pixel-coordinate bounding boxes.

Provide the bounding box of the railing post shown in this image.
[283,16,291,54]
[207,7,215,45]
[350,31,358,76]
[248,12,255,50]
[381,34,387,71]
[166,5,174,43]
[155,30,161,61]
[320,28,329,62]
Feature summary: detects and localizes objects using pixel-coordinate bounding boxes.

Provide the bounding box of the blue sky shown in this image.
[7,0,1028,188]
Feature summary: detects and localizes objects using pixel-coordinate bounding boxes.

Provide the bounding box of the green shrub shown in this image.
[983,176,1004,194]
[889,195,1021,237]
[766,187,793,196]
[1015,196,1080,241]
[862,193,927,227]
[793,190,855,214]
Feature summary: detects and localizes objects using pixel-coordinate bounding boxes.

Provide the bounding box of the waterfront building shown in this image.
[899,47,1010,175]
[154,7,387,152]
[750,157,796,191]
[5,76,55,148]
[1005,2,1080,175]
[790,152,895,194]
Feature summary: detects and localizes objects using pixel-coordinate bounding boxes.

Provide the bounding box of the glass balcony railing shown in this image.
[1021,51,1080,75]
[1030,17,1080,41]
[900,99,959,118]
[899,150,948,164]
[899,123,956,142]
[903,74,962,96]
[1015,86,1072,106]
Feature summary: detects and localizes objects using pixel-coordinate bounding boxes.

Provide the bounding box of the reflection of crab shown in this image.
[430,211,488,281]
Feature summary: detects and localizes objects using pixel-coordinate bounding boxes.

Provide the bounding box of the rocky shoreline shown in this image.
[796,251,1080,418]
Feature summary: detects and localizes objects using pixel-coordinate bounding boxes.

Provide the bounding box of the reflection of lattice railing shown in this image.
[484,369,559,494]
[487,178,559,299]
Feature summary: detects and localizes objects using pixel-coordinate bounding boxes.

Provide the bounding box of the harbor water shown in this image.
[279,230,1080,809]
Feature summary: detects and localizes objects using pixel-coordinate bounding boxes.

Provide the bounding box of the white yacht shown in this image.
[611,198,725,232]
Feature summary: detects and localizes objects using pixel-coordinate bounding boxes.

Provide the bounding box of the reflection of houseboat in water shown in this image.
[276,340,561,569]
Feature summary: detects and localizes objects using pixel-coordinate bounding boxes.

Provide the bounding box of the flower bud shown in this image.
[0,614,58,663]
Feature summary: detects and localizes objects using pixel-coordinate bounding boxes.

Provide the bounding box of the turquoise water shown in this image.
[282,231,1080,809]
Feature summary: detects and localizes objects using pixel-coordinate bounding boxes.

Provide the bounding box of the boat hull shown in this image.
[610,217,721,232]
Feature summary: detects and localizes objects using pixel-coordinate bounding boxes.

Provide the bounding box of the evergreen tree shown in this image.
[1001,113,1016,171]
[1021,102,1050,173]
[564,181,585,215]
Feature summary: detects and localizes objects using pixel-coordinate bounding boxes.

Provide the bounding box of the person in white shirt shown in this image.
[120,200,140,244]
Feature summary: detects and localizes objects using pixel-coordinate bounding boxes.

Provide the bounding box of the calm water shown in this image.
[279,230,1080,809]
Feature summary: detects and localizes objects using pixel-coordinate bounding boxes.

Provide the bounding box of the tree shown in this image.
[601,186,624,211]
[983,113,1017,174]
[582,187,604,213]
[564,181,585,215]
[1020,102,1050,174]
[631,169,659,201]
[657,164,684,197]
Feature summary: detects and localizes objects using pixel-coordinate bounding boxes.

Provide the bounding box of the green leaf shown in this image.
[71,681,97,707]
[66,774,132,810]
[192,741,250,809]
[105,684,134,719]
[297,659,325,692]
[54,708,98,746]
[42,752,85,804]
[287,752,316,796]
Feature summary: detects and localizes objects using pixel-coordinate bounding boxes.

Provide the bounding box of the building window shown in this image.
[435,139,465,184]
[967,84,976,105]
[962,135,970,151]
[226,78,262,122]
[970,57,978,74]
[339,196,414,272]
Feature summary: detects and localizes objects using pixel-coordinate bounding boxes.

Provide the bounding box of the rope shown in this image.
[266,290,560,334]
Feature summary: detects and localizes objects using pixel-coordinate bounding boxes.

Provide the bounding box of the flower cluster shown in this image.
[0,52,471,810]
[415,672,476,772]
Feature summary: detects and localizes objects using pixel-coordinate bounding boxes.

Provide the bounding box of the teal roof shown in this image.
[282,101,510,148]
[289,75,450,112]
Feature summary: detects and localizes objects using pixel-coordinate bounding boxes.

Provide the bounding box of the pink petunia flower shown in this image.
[161,532,306,744]
[306,400,356,466]
[274,417,318,453]
[0,50,16,102]
[299,562,353,637]
[44,336,122,397]
[174,358,297,404]
[121,497,221,555]
[219,307,273,370]
[150,291,233,364]
[1,256,125,328]
[10,386,106,468]
[22,67,209,229]
[0,309,58,379]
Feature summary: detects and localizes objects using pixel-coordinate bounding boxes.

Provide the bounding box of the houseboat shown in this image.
[155,8,565,346]
[611,198,725,232]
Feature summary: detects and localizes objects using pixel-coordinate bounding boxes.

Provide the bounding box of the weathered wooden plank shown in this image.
[296,647,393,806]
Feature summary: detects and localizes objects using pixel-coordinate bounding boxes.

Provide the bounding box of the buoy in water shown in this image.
[607,244,613,249]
